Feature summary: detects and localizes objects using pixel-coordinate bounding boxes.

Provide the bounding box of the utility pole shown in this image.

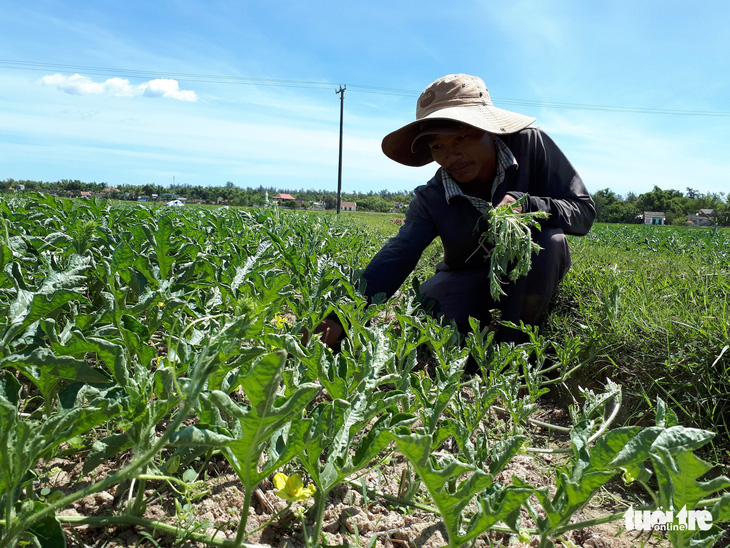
[336,85,346,214]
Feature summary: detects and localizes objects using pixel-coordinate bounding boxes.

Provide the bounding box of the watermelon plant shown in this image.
[0,193,727,547]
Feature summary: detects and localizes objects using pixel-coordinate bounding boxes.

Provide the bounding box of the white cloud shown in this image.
[38,74,197,102]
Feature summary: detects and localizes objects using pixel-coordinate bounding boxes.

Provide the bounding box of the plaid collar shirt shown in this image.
[442,136,518,215]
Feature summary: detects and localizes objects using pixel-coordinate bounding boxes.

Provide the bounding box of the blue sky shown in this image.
[1,0,729,197]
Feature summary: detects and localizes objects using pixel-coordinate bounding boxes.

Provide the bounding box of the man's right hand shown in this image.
[299,319,344,347]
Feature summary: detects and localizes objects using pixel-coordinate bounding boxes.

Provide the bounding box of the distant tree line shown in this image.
[0,179,415,212]
[592,186,729,226]
[1,179,728,224]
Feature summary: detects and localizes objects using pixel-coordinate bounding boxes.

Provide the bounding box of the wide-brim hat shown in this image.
[382,74,536,167]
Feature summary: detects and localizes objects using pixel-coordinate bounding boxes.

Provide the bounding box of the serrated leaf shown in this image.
[207,351,318,490]
[0,347,111,404]
[84,433,132,474]
[590,426,643,470]
[488,435,526,476]
[390,429,493,545]
[650,447,730,548]
[651,447,730,512]
[464,484,534,543]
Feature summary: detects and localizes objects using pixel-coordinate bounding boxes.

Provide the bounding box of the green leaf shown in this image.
[51,332,129,386]
[650,447,730,548]
[208,351,318,490]
[607,426,663,470]
[488,435,527,476]
[319,398,412,492]
[0,242,13,276]
[83,433,132,474]
[38,398,124,461]
[299,399,349,487]
[711,493,730,523]
[144,215,175,280]
[464,483,534,542]
[171,425,233,447]
[655,397,679,428]
[110,239,137,273]
[27,500,66,548]
[120,314,150,341]
[182,468,198,483]
[0,369,22,406]
[651,425,715,454]
[589,426,643,470]
[652,446,730,514]
[391,428,493,546]
[0,347,111,404]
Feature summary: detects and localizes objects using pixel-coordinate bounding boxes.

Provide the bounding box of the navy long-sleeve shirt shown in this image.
[360,127,595,300]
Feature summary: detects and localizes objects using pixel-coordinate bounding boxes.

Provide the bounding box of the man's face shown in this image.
[427,127,496,185]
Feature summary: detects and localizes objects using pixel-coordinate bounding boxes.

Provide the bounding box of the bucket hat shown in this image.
[382,74,536,167]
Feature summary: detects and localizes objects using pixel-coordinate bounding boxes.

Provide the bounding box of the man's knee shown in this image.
[534,228,571,282]
[418,268,491,325]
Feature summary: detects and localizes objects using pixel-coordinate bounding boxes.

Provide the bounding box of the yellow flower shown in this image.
[272,473,316,502]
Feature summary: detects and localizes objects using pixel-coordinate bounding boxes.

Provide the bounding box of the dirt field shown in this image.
[45,400,677,548]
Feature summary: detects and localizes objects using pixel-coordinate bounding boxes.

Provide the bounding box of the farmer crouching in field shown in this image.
[311,74,595,367]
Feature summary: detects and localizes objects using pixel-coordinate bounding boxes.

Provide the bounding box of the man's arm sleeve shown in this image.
[360,196,438,300]
[508,130,596,236]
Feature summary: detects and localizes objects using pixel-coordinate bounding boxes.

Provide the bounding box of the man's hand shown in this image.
[299,319,343,347]
[496,194,523,213]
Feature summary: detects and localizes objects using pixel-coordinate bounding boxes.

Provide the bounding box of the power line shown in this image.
[2,58,730,117]
[0,59,337,89]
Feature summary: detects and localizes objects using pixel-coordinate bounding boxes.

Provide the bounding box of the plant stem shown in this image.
[241,503,292,540]
[344,479,438,514]
[587,394,622,444]
[492,406,571,432]
[234,488,253,547]
[524,446,573,454]
[56,515,265,547]
[307,489,328,548]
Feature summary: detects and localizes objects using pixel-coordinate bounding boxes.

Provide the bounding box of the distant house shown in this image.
[272,193,296,202]
[687,209,716,226]
[340,201,357,212]
[643,211,666,225]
